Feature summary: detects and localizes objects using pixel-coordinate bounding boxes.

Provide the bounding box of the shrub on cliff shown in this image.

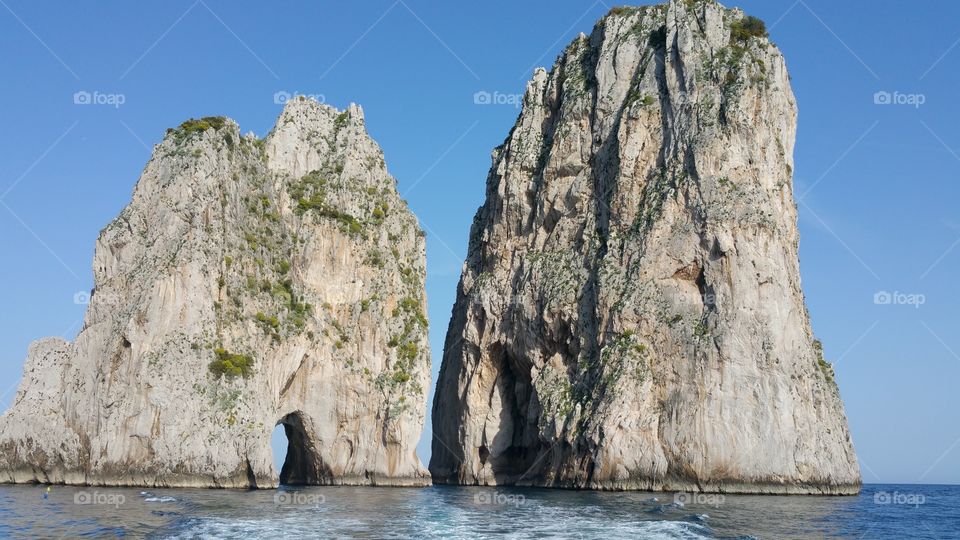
[730,16,767,43]
[208,348,254,379]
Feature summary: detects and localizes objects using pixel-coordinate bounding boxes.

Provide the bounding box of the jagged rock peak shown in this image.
[0,97,432,488]
[430,0,860,494]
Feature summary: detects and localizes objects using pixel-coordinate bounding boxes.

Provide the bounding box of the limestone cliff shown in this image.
[0,98,431,488]
[430,0,860,494]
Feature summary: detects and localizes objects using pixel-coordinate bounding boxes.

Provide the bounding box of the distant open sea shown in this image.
[0,483,955,538]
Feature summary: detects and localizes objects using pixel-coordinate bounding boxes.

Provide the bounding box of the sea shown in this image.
[0,483,955,539]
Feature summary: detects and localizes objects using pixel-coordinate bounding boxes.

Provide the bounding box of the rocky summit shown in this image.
[0,98,431,488]
[430,0,860,494]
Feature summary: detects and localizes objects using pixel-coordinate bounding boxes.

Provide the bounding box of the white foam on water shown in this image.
[159,515,713,539]
[144,496,177,503]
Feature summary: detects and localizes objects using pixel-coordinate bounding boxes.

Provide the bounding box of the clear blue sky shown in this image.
[0,0,957,485]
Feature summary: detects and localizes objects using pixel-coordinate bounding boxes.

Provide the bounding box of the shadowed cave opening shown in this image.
[485,343,545,483]
[271,412,327,485]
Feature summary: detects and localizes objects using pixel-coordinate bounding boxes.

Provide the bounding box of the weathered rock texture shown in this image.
[431,0,860,494]
[0,98,431,488]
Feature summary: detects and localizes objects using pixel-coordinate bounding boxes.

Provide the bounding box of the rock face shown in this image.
[430,0,860,494]
[0,98,431,488]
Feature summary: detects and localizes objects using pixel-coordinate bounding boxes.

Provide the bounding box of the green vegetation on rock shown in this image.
[167,116,228,142]
[813,339,836,384]
[334,111,349,130]
[289,170,364,235]
[208,348,254,379]
[730,16,767,43]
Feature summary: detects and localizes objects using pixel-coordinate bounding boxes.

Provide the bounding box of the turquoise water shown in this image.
[0,483,955,538]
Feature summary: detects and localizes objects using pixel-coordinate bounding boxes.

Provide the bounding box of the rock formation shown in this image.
[430,0,860,494]
[0,98,431,488]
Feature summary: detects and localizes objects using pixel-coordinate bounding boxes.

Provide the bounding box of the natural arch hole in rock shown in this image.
[273,412,328,485]
[270,424,288,478]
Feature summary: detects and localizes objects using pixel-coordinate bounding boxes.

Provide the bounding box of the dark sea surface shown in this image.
[0,483,954,539]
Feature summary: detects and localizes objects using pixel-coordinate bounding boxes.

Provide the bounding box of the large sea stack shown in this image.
[430,0,860,494]
[0,98,431,488]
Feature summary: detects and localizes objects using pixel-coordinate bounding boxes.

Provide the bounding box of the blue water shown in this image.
[0,484,955,538]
